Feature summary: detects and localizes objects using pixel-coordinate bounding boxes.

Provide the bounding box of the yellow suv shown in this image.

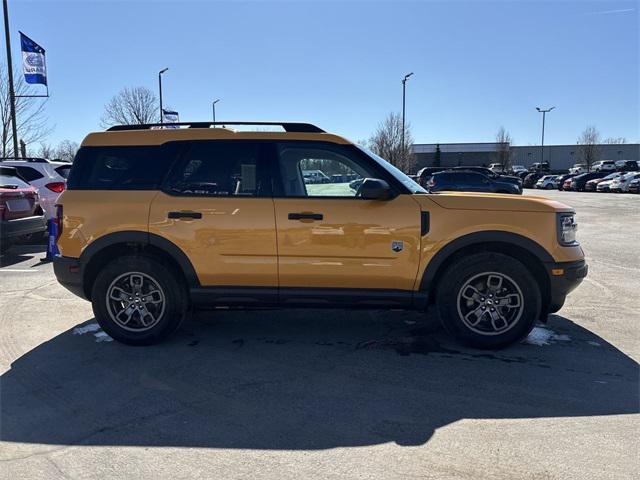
[53,121,587,348]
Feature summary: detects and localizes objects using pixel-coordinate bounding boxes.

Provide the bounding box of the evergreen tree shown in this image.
[434,143,442,167]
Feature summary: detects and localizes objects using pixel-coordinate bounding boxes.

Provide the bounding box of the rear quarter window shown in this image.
[15,166,44,182]
[67,144,180,190]
[54,165,71,179]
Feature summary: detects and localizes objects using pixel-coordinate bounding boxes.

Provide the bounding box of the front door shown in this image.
[148,141,277,290]
[272,142,422,299]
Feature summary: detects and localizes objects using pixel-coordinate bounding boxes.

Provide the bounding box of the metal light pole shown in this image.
[158,68,168,124]
[3,0,19,158]
[212,99,220,124]
[401,72,413,158]
[536,106,555,165]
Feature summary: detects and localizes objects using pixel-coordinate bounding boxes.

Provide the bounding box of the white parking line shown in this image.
[0,269,39,272]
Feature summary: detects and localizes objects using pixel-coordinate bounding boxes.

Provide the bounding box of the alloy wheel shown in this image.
[105,272,166,332]
[456,272,524,336]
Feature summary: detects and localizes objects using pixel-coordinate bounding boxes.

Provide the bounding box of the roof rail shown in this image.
[0,157,49,163]
[106,121,325,133]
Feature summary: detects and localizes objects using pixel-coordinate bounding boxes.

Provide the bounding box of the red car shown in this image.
[0,167,47,252]
[563,178,574,190]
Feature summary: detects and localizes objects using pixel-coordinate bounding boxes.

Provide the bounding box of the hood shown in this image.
[417,192,574,213]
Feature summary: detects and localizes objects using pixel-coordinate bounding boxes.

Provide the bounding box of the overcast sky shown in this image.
[6,0,639,147]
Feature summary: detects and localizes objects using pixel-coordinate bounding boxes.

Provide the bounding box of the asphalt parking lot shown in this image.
[1,190,638,480]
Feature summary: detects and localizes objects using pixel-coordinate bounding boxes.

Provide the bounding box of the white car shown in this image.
[0,158,70,219]
[488,163,505,173]
[591,160,616,172]
[535,175,557,189]
[569,164,588,174]
[510,165,527,174]
[610,172,640,193]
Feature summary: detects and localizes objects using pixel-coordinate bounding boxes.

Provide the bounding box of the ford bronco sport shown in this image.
[53,121,587,348]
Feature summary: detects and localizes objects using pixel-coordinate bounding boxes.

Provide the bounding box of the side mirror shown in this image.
[359,178,392,200]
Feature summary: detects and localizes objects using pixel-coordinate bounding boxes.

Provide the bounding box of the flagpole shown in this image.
[2,0,19,158]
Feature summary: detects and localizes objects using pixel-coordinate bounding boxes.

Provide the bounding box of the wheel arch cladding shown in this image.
[420,231,552,308]
[80,231,199,299]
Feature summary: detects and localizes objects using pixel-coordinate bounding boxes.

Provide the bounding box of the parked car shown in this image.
[568,172,607,192]
[555,173,577,190]
[510,165,527,174]
[302,169,331,184]
[591,160,616,172]
[427,171,522,194]
[597,176,620,192]
[585,172,624,192]
[529,162,550,173]
[416,166,445,186]
[448,166,522,189]
[609,172,640,192]
[53,120,586,348]
[488,163,504,173]
[568,164,588,175]
[0,168,47,251]
[523,172,543,188]
[628,178,640,194]
[535,175,558,190]
[510,165,527,175]
[0,158,70,219]
[615,160,639,172]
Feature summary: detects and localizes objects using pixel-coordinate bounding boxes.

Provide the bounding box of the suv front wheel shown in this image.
[91,255,188,345]
[436,252,541,349]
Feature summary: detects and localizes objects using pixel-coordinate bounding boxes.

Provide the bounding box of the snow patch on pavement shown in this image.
[73,323,101,335]
[94,331,113,342]
[523,326,571,346]
[73,322,113,342]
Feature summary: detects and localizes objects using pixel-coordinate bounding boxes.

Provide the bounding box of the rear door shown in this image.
[272,141,422,301]
[148,141,278,291]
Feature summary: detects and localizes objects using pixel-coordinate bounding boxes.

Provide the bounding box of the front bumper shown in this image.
[53,255,86,299]
[545,259,588,313]
[1,215,47,240]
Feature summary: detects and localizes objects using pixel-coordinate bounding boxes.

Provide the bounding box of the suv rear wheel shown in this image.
[91,255,188,345]
[436,252,540,349]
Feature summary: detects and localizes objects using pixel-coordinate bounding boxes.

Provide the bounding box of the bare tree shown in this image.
[603,137,627,144]
[577,126,601,171]
[493,127,513,170]
[35,142,54,158]
[100,86,158,127]
[54,140,79,162]
[368,112,415,173]
[0,64,52,157]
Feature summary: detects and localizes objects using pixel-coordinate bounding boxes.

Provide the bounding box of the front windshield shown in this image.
[357,146,427,194]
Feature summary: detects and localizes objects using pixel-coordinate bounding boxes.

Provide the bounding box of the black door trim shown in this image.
[189,286,419,309]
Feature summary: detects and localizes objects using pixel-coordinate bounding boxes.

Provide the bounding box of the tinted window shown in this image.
[54,165,71,179]
[67,145,178,190]
[0,174,30,189]
[166,141,269,197]
[15,166,44,182]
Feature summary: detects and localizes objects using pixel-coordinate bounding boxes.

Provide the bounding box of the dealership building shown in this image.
[411,142,640,171]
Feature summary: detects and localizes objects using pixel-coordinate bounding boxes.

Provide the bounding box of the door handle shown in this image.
[168,211,202,220]
[288,212,323,221]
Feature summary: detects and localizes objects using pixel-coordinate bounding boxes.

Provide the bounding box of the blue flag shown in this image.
[162,109,179,128]
[20,32,47,86]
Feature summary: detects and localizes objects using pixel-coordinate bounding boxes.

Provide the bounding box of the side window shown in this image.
[16,166,44,182]
[277,143,378,197]
[166,142,269,197]
[67,145,176,190]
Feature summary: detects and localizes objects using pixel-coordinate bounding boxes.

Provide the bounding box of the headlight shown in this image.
[557,213,578,246]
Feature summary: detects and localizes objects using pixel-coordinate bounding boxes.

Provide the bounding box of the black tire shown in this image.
[91,255,188,345]
[545,184,553,189]
[436,252,541,349]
